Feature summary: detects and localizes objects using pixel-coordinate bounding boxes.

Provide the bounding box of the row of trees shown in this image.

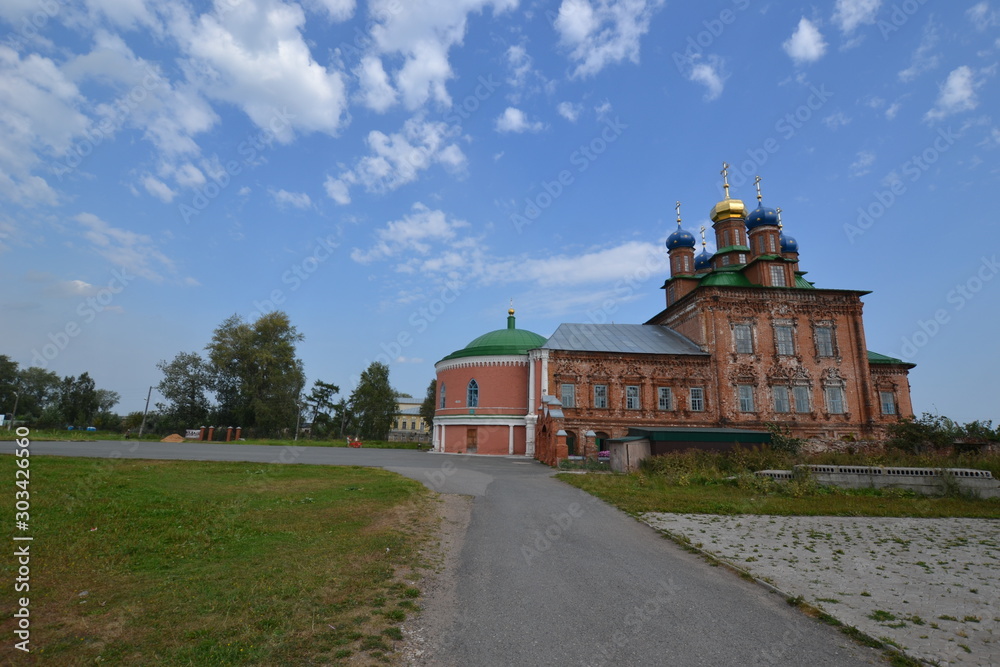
[0,356,120,428]
[3,311,430,440]
[154,311,408,440]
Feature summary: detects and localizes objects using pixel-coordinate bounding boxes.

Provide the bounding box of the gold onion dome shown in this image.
[710,162,746,223]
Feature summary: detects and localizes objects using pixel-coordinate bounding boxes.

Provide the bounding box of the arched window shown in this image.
[439,383,446,409]
[467,379,479,407]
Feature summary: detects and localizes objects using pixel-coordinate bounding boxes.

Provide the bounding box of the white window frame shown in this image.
[625,385,640,410]
[689,387,705,412]
[770,264,787,287]
[561,383,576,408]
[467,379,479,408]
[593,384,608,409]
[734,324,753,354]
[880,391,897,415]
[775,325,795,356]
[825,385,845,414]
[793,385,811,413]
[657,387,673,411]
[773,386,790,413]
[815,326,834,357]
[439,383,446,409]
[738,384,755,412]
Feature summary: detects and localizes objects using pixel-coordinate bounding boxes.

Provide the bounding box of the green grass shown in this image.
[0,455,434,665]
[556,472,1000,517]
[0,428,426,449]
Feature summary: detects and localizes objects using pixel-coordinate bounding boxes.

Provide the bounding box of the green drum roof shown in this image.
[442,313,547,360]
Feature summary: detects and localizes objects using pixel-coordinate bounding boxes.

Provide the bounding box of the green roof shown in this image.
[700,270,754,287]
[867,350,914,367]
[442,314,547,360]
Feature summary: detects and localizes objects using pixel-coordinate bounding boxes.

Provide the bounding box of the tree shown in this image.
[419,379,436,430]
[348,362,396,440]
[157,352,214,428]
[58,372,99,425]
[16,367,61,422]
[0,355,19,422]
[304,380,339,436]
[206,311,305,433]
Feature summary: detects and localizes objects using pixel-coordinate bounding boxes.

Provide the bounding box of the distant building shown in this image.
[432,168,915,463]
[388,400,431,442]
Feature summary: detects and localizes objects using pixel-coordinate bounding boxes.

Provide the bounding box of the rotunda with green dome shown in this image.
[433,309,547,455]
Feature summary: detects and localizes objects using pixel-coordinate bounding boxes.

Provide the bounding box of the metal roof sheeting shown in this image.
[541,323,707,356]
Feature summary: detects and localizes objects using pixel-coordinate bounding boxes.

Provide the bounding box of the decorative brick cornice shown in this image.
[435,355,530,372]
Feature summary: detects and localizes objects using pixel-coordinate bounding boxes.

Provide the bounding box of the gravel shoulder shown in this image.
[641,513,1000,666]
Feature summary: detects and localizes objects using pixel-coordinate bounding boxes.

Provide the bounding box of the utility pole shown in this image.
[294,399,302,441]
[138,386,153,438]
[7,391,18,431]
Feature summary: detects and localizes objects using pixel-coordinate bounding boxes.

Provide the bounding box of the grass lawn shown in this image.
[0,429,425,449]
[0,455,437,665]
[557,473,1000,518]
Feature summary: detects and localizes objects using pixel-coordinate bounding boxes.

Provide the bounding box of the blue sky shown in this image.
[1,0,998,424]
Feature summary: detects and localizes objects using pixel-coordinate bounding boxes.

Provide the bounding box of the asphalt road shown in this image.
[6,440,884,666]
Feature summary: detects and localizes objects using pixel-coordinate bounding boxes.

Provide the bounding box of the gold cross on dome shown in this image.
[776,207,783,229]
[754,174,763,202]
[675,200,682,225]
[720,162,730,198]
[699,225,707,247]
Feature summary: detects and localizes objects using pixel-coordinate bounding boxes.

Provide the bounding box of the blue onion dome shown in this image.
[746,202,780,230]
[666,226,696,250]
[780,233,799,254]
[694,248,713,270]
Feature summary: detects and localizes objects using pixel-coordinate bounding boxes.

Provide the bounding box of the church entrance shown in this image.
[566,431,577,456]
[594,431,610,453]
[466,428,478,454]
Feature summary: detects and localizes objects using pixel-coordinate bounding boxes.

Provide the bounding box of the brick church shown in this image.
[432,167,915,462]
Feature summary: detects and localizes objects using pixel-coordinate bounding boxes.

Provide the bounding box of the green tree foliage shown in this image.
[58,372,100,425]
[156,352,214,428]
[15,367,61,422]
[883,412,1000,453]
[348,362,396,440]
[206,312,305,433]
[419,379,436,429]
[304,380,340,436]
[0,355,18,418]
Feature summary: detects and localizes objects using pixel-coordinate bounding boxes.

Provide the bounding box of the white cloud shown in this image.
[270,188,312,209]
[327,116,466,203]
[783,18,827,65]
[925,66,979,121]
[495,107,544,133]
[885,102,901,120]
[554,0,665,78]
[484,241,666,288]
[171,0,348,141]
[73,212,176,282]
[850,150,875,177]
[557,101,582,122]
[303,0,356,22]
[505,44,533,91]
[898,21,939,82]
[687,55,726,101]
[351,202,470,263]
[142,175,177,202]
[367,0,517,110]
[967,2,1000,30]
[355,55,398,112]
[823,111,851,129]
[832,0,881,33]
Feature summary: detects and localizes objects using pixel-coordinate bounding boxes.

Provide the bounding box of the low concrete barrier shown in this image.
[755,466,999,498]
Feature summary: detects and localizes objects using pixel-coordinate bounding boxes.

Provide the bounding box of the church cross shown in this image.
[675,200,682,226]
[754,174,763,202]
[720,162,730,198]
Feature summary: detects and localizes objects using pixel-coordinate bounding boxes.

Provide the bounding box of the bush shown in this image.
[886,413,958,454]
[765,423,803,455]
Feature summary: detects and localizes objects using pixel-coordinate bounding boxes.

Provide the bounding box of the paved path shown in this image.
[7,441,884,666]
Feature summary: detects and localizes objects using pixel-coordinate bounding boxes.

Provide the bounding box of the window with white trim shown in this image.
[657,387,673,410]
[793,385,811,413]
[825,385,845,414]
[880,391,897,415]
[738,384,755,412]
[815,326,834,357]
[626,385,640,410]
[593,384,608,409]
[770,264,787,287]
[467,379,479,408]
[689,387,705,411]
[775,325,795,355]
[440,383,446,409]
[734,324,753,354]
[773,386,790,413]
[561,383,576,408]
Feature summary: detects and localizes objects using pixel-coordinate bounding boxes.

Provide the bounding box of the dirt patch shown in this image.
[400,493,473,666]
